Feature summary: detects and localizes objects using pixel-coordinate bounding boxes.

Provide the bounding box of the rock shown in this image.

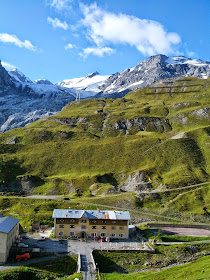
[114,117,171,133]
[0,175,44,194]
[121,171,152,192]
[6,137,18,144]
[191,108,210,119]
[136,194,145,201]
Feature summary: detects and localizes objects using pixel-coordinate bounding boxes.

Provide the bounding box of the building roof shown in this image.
[53,209,131,220]
[0,216,20,234]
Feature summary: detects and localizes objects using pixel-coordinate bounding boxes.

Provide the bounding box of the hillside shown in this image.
[0,54,209,132]
[0,77,209,221]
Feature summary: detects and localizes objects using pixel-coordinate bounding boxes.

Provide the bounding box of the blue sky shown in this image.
[0,0,209,83]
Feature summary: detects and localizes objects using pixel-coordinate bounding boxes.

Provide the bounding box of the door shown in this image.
[81,232,86,238]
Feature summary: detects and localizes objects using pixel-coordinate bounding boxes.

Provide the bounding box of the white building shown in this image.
[0,216,20,263]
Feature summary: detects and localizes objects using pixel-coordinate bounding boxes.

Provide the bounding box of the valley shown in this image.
[0,76,209,225]
[0,67,209,280]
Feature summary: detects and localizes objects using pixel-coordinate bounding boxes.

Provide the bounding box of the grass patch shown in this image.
[0,256,79,280]
[100,255,210,280]
[161,235,210,242]
[93,243,210,273]
[28,255,77,276]
[0,267,55,280]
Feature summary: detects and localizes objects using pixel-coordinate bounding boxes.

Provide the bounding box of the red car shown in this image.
[99,238,105,242]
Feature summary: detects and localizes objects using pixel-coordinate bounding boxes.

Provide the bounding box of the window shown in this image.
[111,221,116,224]
[119,233,124,238]
[59,219,64,222]
[91,233,97,237]
[81,225,86,229]
[100,233,106,237]
[92,226,97,229]
[91,220,97,223]
[70,219,75,223]
[119,226,124,230]
[59,225,64,228]
[69,232,74,237]
[102,220,106,224]
[70,225,75,228]
[101,226,106,229]
[110,233,116,237]
[59,231,64,236]
[81,219,87,223]
[111,226,116,230]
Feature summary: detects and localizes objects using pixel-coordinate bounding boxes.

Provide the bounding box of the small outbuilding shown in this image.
[0,216,20,263]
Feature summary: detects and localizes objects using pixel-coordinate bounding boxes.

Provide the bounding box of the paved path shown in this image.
[80,249,95,280]
[26,195,63,200]
[157,240,210,245]
[26,193,210,225]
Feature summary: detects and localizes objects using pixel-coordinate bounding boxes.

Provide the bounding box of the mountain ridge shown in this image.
[0,54,209,132]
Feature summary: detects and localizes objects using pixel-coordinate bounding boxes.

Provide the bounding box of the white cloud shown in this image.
[0,33,36,51]
[64,43,75,50]
[50,0,73,11]
[80,3,181,56]
[1,61,16,70]
[79,46,115,57]
[47,17,68,30]
[187,51,196,57]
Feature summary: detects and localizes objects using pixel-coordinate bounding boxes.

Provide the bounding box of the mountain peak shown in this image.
[34,79,53,85]
[0,60,13,86]
[86,71,99,78]
[9,68,32,84]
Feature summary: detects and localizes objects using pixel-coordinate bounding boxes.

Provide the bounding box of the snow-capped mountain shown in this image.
[57,71,110,98]
[0,54,209,132]
[9,68,33,84]
[98,54,210,97]
[34,79,53,85]
[0,62,75,132]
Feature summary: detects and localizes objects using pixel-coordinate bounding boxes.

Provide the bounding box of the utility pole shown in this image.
[76,89,80,101]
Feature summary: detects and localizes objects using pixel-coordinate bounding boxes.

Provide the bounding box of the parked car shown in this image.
[15,253,30,261]
[32,248,41,253]
[39,236,46,241]
[22,235,30,239]
[18,243,29,248]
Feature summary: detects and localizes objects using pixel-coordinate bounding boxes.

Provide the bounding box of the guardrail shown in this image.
[147,223,210,230]
[77,253,81,273]
[90,251,96,271]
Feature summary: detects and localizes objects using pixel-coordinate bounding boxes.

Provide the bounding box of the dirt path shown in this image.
[140,181,210,194]
[80,201,191,224]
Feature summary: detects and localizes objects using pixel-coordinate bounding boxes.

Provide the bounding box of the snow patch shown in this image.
[57,73,110,97]
[9,68,32,84]
[166,56,209,67]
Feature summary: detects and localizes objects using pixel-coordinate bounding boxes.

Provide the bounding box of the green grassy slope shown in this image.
[100,255,210,280]
[0,77,209,220]
[94,243,210,273]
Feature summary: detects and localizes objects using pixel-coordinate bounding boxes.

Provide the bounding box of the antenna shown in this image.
[76,89,80,101]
